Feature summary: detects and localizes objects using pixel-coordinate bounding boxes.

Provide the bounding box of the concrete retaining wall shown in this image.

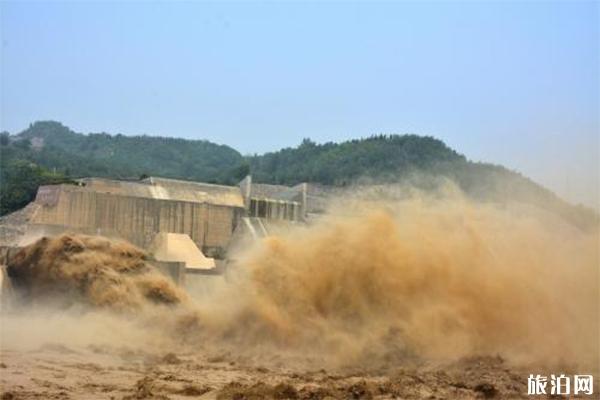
[31,185,243,258]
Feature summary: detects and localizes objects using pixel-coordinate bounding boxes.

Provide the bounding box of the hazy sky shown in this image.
[1,1,598,208]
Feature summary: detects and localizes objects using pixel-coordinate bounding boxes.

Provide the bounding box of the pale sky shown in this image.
[1,1,598,208]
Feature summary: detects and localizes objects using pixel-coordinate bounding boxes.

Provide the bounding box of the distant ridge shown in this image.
[13,121,245,182]
[1,121,597,230]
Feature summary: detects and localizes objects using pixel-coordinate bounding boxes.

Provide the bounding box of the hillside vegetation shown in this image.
[1,121,596,230]
[248,136,597,230]
[248,136,465,185]
[8,121,245,182]
[0,121,246,216]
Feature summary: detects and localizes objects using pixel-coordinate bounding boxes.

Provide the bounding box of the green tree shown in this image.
[0,160,72,215]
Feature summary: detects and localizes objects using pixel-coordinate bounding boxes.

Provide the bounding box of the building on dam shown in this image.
[26,176,316,260]
[0,175,339,291]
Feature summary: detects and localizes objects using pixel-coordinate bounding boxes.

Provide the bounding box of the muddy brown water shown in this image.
[1,191,598,399]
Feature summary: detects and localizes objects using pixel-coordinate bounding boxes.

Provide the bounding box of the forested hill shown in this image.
[0,121,246,215]
[248,136,597,230]
[1,121,597,230]
[10,121,245,182]
[247,136,466,185]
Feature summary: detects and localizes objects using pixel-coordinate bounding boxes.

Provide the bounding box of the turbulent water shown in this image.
[6,234,187,310]
[3,187,599,375]
[226,194,599,369]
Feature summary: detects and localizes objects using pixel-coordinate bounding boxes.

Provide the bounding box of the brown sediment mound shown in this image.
[6,234,186,310]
